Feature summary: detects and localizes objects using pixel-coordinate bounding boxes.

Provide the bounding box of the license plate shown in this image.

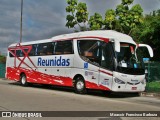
[132,87,137,90]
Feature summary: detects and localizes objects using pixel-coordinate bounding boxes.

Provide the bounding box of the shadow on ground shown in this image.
[8,81,140,98]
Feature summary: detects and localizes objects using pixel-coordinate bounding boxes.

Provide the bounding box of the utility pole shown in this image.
[20,0,23,43]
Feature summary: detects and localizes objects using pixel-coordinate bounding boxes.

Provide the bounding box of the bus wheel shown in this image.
[20,74,28,86]
[102,91,112,96]
[74,77,86,94]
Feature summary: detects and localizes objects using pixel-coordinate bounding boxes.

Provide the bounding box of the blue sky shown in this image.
[0,0,160,55]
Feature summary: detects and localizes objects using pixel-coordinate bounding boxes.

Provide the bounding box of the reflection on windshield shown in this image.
[116,43,145,75]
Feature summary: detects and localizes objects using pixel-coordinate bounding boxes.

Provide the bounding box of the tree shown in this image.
[104,9,116,30]
[131,10,160,60]
[66,0,88,31]
[65,0,144,34]
[88,13,103,30]
[115,0,143,34]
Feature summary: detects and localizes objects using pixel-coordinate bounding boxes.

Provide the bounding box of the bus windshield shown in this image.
[116,43,145,75]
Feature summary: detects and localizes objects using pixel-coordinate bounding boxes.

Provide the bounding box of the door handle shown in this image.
[92,76,96,79]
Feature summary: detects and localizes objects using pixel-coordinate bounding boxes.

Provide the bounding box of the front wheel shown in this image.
[102,91,112,96]
[74,77,86,94]
[20,74,28,86]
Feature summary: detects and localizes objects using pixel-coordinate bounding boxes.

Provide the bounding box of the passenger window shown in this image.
[47,43,54,55]
[9,50,15,57]
[101,42,114,70]
[29,44,37,56]
[16,50,23,57]
[36,42,54,56]
[78,40,101,65]
[54,40,73,55]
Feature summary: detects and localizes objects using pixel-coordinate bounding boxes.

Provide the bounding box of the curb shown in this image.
[141,92,160,98]
[0,78,7,80]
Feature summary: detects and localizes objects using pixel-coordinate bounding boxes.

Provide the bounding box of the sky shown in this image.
[0,0,160,55]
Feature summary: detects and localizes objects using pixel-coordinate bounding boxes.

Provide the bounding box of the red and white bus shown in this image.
[6,30,153,94]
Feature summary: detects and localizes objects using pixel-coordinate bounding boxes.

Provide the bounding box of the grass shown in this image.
[146,81,160,92]
[0,55,6,63]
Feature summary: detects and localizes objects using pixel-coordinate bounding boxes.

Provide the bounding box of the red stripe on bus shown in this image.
[85,80,110,91]
[99,70,113,76]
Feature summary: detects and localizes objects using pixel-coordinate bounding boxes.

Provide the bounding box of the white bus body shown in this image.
[6,30,153,93]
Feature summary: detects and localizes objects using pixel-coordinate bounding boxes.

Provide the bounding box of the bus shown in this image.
[6,30,153,94]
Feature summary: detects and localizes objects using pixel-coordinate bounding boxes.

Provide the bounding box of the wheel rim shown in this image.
[21,76,26,85]
[76,81,84,90]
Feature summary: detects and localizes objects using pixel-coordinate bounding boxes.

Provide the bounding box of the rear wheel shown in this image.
[20,74,28,86]
[74,77,86,94]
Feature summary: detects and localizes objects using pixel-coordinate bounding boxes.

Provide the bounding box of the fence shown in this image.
[0,63,6,78]
[145,62,160,93]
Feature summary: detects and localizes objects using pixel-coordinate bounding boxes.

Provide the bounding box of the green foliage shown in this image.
[116,1,143,34]
[66,0,88,31]
[122,0,134,5]
[104,9,116,29]
[76,2,88,23]
[89,13,103,30]
[0,55,6,63]
[65,0,144,34]
[131,10,160,61]
[146,81,160,92]
[65,0,160,61]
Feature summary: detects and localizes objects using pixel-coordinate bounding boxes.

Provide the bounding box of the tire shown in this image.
[74,77,86,94]
[132,92,141,97]
[102,91,112,96]
[20,74,28,86]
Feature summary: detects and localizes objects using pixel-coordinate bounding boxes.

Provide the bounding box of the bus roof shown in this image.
[9,30,135,47]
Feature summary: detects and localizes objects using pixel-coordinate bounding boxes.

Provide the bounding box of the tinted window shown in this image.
[54,40,73,55]
[101,42,114,70]
[16,50,24,57]
[29,44,37,56]
[9,50,23,57]
[9,50,15,57]
[78,40,101,65]
[29,42,54,56]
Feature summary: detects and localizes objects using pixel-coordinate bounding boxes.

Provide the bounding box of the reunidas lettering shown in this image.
[37,56,70,66]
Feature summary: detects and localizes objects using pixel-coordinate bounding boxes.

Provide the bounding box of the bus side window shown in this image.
[54,40,73,55]
[34,42,54,56]
[29,44,37,56]
[46,42,54,55]
[16,50,24,57]
[78,40,101,65]
[9,50,15,57]
[37,44,45,55]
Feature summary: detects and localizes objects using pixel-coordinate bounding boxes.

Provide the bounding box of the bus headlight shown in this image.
[114,78,125,84]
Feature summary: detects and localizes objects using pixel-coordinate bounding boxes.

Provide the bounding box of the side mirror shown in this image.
[138,44,153,58]
[114,40,120,52]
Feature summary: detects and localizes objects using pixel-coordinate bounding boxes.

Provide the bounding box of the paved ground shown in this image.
[0,79,160,120]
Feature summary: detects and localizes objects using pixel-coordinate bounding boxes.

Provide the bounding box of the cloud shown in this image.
[134,0,160,14]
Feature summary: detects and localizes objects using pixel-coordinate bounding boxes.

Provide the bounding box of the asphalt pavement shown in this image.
[0,79,159,120]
